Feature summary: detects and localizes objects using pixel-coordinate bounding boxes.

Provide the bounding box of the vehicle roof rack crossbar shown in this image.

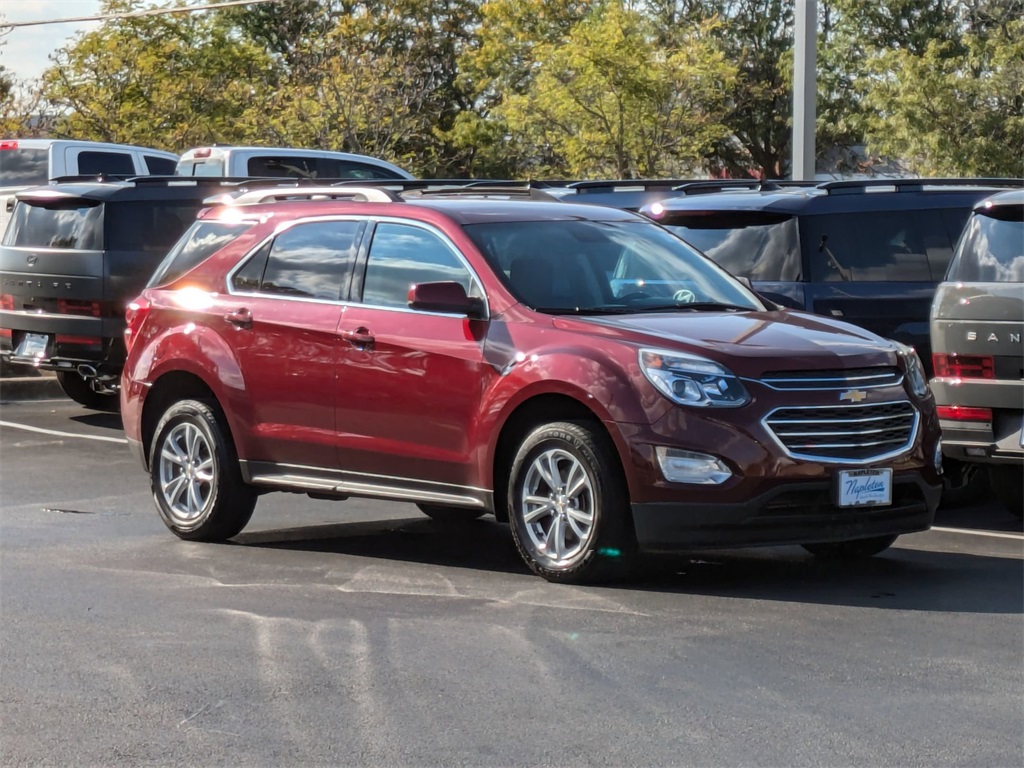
[818,178,1024,195]
[568,179,712,193]
[212,186,402,206]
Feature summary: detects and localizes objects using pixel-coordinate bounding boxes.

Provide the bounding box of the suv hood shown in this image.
[556,309,900,374]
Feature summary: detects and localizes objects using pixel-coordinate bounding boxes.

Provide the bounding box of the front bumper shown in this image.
[631,473,940,551]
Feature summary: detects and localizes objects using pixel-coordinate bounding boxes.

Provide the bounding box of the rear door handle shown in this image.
[225,308,253,329]
[341,327,374,349]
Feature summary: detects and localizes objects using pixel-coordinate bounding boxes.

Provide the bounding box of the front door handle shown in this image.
[341,327,375,350]
[225,307,253,329]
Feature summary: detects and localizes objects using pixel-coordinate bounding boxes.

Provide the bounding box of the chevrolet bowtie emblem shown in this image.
[840,389,868,403]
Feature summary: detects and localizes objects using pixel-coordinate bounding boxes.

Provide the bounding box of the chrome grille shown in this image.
[764,401,918,463]
[759,367,903,391]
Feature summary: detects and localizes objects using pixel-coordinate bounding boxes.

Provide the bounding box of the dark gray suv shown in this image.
[929,189,1023,518]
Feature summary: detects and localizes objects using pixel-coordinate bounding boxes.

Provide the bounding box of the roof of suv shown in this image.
[647,179,1024,216]
[975,188,1024,210]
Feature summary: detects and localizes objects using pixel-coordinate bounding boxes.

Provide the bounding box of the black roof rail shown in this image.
[331,178,512,192]
[402,181,560,202]
[817,177,1024,195]
[567,179,712,193]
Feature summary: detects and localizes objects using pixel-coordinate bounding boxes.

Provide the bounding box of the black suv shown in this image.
[0,176,300,408]
[637,178,1023,373]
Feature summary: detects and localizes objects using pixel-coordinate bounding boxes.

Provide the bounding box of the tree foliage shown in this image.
[0,0,1017,178]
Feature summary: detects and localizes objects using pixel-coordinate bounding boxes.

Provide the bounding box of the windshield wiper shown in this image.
[535,303,755,315]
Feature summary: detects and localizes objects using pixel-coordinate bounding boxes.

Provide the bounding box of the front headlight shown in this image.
[639,348,750,408]
[894,341,929,397]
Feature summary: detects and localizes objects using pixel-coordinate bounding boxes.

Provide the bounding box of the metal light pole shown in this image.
[792,0,818,181]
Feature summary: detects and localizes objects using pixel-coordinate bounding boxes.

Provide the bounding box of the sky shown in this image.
[1,0,103,82]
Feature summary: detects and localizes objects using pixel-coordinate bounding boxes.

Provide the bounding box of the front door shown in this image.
[336,221,490,491]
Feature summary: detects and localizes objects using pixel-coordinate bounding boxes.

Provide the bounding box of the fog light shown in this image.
[933,439,943,474]
[656,447,732,485]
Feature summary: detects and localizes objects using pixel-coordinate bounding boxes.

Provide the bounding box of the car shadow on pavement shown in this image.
[69,412,125,432]
[236,516,1022,615]
[623,546,1023,615]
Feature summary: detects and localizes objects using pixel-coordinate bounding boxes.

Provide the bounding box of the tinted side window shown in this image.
[3,201,103,249]
[247,156,319,179]
[105,201,202,252]
[149,221,256,287]
[361,223,473,308]
[232,242,271,292]
[0,148,49,186]
[144,155,177,175]
[663,212,801,281]
[76,151,135,176]
[336,161,403,180]
[802,211,934,282]
[260,220,363,300]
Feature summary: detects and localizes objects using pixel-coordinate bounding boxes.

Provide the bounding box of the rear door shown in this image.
[217,217,364,467]
[336,220,490,491]
[800,209,955,370]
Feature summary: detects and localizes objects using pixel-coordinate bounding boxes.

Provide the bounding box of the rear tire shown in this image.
[802,535,898,560]
[507,420,635,583]
[416,503,485,524]
[987,465,1023,520]
[149,399,256,541]
[56,371,118,412]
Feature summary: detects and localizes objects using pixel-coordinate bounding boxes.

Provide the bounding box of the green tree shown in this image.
[863,10,1024,176]
[40,0,275,151]
[501,2,735,177]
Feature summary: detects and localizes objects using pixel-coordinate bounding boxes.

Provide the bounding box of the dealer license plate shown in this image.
[14,332,49,360]
[837,468,892,508]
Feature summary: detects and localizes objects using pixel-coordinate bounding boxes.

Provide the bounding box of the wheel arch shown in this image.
[489,392,624,522]
[140,371,221,471]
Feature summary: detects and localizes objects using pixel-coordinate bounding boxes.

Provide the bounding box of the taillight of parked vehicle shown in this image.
[124,297,151,353]
[0,294,12,339]
[936,405,993,422]
[932,353,995,379]
[57,299,103,317]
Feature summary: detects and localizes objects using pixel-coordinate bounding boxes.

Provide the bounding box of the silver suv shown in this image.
[930,189,1023,518]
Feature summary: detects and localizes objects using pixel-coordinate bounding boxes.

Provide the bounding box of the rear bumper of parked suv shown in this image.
[630,473,939,551]
[0,311,126,378]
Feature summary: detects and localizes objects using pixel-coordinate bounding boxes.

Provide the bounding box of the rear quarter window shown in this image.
[144,155,177,175]
[2,200,103,250]
[148,220,256,287]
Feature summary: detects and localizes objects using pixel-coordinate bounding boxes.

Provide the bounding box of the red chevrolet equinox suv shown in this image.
[121,184,943,583]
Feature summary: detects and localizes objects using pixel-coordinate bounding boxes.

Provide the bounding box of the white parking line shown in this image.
[930,526,1024,541]
[0,420,128,445]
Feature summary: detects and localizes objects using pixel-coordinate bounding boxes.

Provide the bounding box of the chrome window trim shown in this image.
[359,216,490,320]
[761,400,920,465]
[224,214,490,320]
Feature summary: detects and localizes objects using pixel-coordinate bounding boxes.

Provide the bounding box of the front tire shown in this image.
[507,421,635,583]
[802,534,898,560]
[149,399,256,541]
[56,371,118,411]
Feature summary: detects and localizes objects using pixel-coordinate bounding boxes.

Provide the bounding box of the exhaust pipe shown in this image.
[77,364,97,379]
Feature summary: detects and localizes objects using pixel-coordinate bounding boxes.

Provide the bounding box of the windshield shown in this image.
[947,207,1024,282]
[0,148,49,187]
[661,211,801,281]
[463,219,763,314]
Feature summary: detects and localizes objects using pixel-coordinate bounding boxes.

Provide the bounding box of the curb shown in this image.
[0,375,65,402]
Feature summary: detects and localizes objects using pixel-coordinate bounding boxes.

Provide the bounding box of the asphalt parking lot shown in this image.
[1,393,1021,767]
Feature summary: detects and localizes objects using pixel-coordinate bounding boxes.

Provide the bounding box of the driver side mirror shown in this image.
[408,281,486,318]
